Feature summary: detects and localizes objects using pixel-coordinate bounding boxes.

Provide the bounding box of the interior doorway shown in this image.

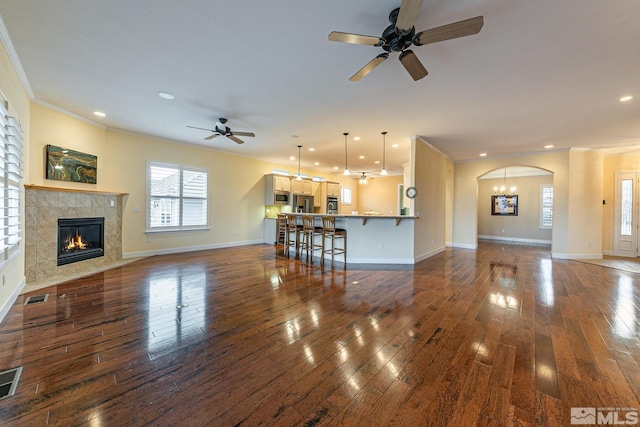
[613,171,639,257]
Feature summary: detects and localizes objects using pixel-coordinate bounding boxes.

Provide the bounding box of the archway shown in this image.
[476,166,554,246]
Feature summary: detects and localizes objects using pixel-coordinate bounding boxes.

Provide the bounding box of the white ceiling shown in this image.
[0,0,638,177]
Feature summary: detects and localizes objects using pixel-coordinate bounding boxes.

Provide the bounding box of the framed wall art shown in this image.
[491,195,518,216]
[45,145,97,184]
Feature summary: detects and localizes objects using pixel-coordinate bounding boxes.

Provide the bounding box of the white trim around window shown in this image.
[0,95,23,263]
[540,184,553,229]
[147,161,209,232]
[341,186,352,205]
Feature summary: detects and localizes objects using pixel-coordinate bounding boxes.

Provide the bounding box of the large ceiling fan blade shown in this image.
[187,125,215,132]
[227,135,245,145]
[205,133,220,140]
[395,0,424,33]
[349,53,389,81]
[399,50,428,81]
[231,131,255,137]
[329,31,384,46]
[414,16,484,46]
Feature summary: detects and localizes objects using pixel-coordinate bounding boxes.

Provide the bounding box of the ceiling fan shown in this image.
[354,172,375,184]
[328,0,484,81]
[187,118,255,144]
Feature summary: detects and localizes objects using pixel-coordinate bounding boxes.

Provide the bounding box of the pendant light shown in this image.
[343,132,350,176]
[380,131,388,176]
[296,145,303,181]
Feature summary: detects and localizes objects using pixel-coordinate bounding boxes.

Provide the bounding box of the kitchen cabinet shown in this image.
[312,182,321,207]
[326,182,340,197]
[274,175,291,192]
[264,174,291,205]
[291,178,312,195]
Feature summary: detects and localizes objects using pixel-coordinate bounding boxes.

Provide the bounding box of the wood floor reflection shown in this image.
[2,242,640,426]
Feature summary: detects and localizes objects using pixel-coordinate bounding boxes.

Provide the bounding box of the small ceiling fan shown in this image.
[328,0,483,81]
[187,118,255,144]
[353,172,375,184]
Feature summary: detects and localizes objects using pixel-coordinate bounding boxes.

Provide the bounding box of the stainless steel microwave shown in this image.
[274,191,289,206]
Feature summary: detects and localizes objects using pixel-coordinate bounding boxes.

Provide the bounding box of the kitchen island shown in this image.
[264,213,420,264]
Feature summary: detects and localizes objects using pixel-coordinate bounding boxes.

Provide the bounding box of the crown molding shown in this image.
[0,12,34,99]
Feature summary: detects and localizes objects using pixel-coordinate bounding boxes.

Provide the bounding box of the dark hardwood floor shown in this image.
[2,241,640,426]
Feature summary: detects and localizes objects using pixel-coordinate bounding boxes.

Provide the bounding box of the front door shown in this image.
[614,171,638,257]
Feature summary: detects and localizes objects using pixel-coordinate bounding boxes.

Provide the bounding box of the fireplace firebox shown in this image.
[57,217,105,266]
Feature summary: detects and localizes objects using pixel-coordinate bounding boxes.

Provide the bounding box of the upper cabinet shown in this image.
[326,182,340,197]
[291,178,312,195]
[274,175,290,192]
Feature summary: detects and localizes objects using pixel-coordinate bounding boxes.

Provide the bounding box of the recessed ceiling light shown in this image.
[93,111,106,117]
[157,91,175,100]
[359,155,365,159]
[620,95,633,102]
[545,144,554,149]
[333,166,339,170]
[479,153,487,157]
[314,162,319,166]
[374,160,380,164]
[289,156,295,160]
[353,136,360,141]
[308,148,315,151]
[392,144,399,148]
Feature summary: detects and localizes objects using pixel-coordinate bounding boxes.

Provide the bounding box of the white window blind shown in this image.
[147,162,208,231]
[0,96,23,259]
[341,187,352,205]
[540,184,553,229]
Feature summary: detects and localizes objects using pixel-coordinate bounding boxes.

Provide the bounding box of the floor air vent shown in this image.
[0,367,23,400]
[24,294,49,305]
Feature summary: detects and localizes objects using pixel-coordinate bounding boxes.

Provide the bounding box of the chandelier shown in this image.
[493,167,517,195]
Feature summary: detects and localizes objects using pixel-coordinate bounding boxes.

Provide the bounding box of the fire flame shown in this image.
[65,230,88,250]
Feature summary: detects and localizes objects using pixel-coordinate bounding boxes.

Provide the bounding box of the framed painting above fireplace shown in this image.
[45,144,97,184]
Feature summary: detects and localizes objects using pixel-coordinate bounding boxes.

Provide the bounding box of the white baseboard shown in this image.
[551,252,603,260]
[602,250,614,256]
[123,239,264,259]
[0,276,25,324]
[346,257,416,264]
[415,246,446,263]
[451,242,478,250]
[478,235,552,245]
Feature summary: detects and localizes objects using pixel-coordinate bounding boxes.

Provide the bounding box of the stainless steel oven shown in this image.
[327,197,338,214]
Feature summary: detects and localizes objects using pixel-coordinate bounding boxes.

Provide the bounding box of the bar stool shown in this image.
[321,216,347,266]
[300,215,323,261]
[275,213,287,249]
[285,214,302,257]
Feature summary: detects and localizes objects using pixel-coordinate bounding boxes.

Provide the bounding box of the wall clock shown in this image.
[406,186,417,199]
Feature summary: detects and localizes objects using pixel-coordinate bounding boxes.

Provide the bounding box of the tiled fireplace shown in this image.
[25,186,124,284]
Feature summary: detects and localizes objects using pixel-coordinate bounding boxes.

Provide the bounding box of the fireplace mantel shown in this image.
[24,184,128,196]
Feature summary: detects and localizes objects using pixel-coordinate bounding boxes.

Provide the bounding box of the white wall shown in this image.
[412,137,450,260]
